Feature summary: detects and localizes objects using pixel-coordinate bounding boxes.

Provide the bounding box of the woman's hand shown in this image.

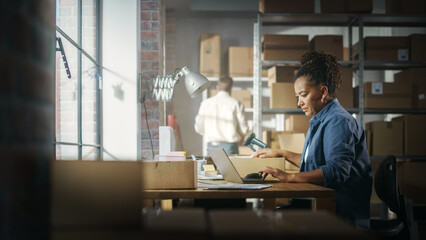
[250,148,285,158]
[258,166,288,182]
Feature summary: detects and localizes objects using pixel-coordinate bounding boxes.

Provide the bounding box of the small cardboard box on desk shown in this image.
[142,155,197,190]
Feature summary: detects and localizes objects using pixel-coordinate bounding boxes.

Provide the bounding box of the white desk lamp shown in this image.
[142,66,211,102]
[140,67,211,158]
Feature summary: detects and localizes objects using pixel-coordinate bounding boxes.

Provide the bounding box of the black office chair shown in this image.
[370,156,411,239]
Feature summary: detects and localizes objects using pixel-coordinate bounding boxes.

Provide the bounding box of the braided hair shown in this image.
[295,51,342,98]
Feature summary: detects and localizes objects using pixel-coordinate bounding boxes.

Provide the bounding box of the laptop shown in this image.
[207,148,280,184]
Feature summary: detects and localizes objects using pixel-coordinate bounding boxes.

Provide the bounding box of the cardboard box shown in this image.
[346,0,373,12]
[343,47,349,61]
[270,82,298,109]
[321,0,373,13]
[394,68,426,108]
[386,0,426,14]
[365,121,403,156]
[392,115,426,156]
[229,46,253,77]
[278,133,305,171]
[335,68,354,108]
[285,115,310,133]
[365,130,372,155]
[267,66,296,87]
[398,161,426,203]
[142,160,197,189]
[238,145,254,156]
[310,35,343,60]
[353,37,410,61]
[199,34,221,77]
[262,34,309,61]
[410,34,426,61]
[230,156,285,179]
[259,0,315,13]
[354,82,411,109]
[262,130,287,146]
[209,89,252,108]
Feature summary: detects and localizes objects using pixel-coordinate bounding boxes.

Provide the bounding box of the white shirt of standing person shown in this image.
[194,91,249,144]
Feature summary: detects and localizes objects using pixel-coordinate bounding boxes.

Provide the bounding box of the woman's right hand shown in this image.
[258,166,288,182]
[250,148,285,158]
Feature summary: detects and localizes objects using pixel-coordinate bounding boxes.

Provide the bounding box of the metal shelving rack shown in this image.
[253,13,426,140]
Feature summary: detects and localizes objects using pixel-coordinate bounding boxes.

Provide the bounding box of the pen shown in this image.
[262,173,268,181]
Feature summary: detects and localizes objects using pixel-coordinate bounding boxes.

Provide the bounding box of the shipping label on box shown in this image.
[142,160,197,189]
[371,82,383,95]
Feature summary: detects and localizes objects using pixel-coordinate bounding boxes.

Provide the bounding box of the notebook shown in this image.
[207,148,280,184]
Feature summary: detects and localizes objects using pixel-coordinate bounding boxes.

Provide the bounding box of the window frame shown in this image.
[54,0,102,160]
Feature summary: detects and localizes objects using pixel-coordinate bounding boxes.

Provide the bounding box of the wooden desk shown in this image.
[143,182,335,213]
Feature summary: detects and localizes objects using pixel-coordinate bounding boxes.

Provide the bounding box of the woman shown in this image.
[253,51,372,229]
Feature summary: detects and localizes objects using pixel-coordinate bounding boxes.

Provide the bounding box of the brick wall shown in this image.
[165,9,176,75]
[140,0,162,159]
[0,0,55,238]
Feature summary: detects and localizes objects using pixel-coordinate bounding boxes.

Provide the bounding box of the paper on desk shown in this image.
[198,182,271,190]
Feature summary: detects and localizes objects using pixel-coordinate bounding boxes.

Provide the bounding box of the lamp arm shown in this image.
[166,67,184,100]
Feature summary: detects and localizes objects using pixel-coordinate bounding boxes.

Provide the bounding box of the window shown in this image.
[55,0,101,160]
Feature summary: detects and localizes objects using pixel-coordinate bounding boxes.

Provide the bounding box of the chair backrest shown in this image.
[374,156,400,215]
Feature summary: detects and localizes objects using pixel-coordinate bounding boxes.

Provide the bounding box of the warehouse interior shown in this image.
[1,0,426,239]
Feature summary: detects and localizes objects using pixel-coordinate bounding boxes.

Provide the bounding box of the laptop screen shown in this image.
[207,148,244,184]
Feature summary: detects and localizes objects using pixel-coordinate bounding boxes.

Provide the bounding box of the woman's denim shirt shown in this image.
[301,99,372,228]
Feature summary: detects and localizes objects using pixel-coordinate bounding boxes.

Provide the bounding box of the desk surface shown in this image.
[142,182,334,199]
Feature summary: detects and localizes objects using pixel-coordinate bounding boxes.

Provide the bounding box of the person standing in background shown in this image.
[195,75,249,155]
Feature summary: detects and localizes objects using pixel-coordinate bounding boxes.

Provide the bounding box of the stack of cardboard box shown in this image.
[365,115,426,156]
[355,81,412,109]
[228,46,268,77]
[259,0,315,13]
[321,0,373,13]
[394,68,426,109]
[310,35,344,60]
[353,36,410,61]
[386,0,426,14]
[199,34,221,77]
[262,34,309,61]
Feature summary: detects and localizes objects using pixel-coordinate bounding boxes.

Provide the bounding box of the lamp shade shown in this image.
[181,67,211,98]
